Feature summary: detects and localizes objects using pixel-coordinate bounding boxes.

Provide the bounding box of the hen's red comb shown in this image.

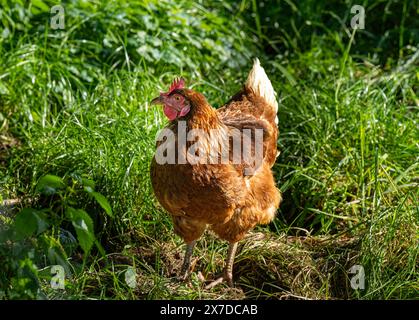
[168,77,185,94]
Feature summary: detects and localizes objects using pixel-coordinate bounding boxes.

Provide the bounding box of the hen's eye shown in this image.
[174,96,181,101]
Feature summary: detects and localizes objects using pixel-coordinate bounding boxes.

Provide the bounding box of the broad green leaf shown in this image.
[36,174,65,195]
[81,178,96,189]
[34,211,49,234]
[13,209,48,240]
[13,208,38,239]
[91,192,113,218]
[83,186,94,193]
[66,208,94,254]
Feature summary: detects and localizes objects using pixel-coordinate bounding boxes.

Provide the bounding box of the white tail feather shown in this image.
[245,58,278,124]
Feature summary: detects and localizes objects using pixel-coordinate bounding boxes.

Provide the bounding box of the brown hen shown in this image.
[150,59,282,288]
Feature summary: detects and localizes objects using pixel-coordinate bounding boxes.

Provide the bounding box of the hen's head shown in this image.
[151,78,192,121]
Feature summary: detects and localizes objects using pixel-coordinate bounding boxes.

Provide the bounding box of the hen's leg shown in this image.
[178,240,196,281]
[205,242,238,289]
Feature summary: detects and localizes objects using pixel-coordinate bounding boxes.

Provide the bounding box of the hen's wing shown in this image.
[217,59,279,168]
[217,86,278,170]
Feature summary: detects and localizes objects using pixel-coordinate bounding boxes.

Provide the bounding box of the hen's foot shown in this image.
[205,242,238,289]
[204,271,233,289]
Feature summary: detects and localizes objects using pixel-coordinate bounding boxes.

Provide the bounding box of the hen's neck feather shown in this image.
[183,90,221,131]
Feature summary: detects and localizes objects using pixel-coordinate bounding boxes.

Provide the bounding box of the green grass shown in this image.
[0,0,418,299]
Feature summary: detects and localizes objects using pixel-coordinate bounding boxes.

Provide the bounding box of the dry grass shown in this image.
[108,231,361,300]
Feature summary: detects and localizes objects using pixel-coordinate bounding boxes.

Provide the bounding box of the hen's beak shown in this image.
[150,95,163,105]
